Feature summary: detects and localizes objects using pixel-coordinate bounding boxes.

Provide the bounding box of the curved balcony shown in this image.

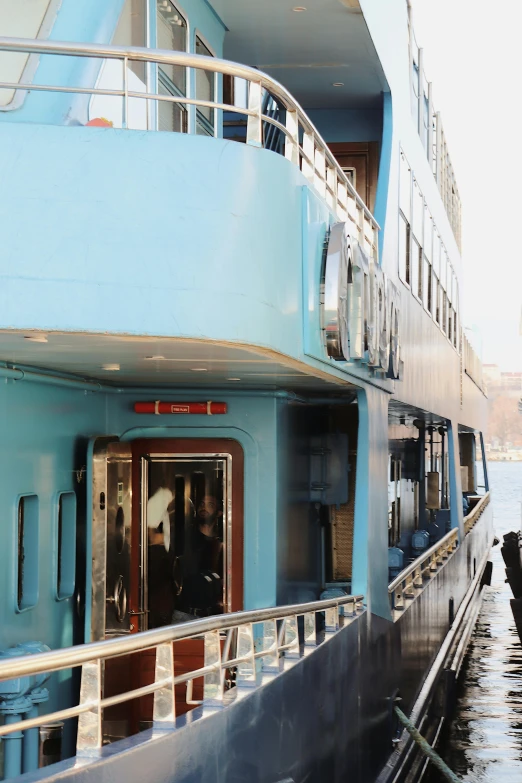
[0,37,380,387]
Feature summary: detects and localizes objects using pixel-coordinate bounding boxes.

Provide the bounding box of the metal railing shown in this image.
[464,491,490,536]
[434,112,462,252]
[463,332,484,393]
[0,36,379,261]
[389,528,459,610]
[0,593,363,755]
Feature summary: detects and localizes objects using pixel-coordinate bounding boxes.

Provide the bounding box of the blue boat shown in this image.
[0,1,493,781]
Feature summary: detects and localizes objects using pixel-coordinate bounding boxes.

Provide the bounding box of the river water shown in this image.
[427,461,522,782]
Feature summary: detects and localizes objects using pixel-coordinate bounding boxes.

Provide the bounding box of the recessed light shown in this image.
[102,363,120,371]
[333,82,344,87]
[227,378,241,381]
[191,367,208,372]
[24,334,48,343]
[292,5,307,10]
[145,355,165,361]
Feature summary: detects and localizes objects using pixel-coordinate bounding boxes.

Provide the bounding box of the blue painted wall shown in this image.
[306,108,382,143]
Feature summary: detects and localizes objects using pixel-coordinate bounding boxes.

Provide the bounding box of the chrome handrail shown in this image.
[0,37,379,258]
[0,593,364,754]
[388,527,459,610]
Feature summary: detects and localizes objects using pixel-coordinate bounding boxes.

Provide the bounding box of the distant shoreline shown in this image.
[487,454,522,462]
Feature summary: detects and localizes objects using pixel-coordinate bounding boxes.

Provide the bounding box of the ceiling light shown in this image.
[145,355,165,361]
[102,363,120,371]
[292,6,307,10]
[191,367,208,372]
[333,82,344,87]
[24,334,48,343]
[227,378,241,381]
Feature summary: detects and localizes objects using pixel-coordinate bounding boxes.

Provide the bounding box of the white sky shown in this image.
[412,0,522,370]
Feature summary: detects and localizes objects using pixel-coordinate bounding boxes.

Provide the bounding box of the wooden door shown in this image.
[128,438,244,726]
[328,141,379,212]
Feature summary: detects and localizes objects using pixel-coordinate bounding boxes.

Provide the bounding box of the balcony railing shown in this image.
[0,593,363,759]
[0,36,379,261]
[464,492,490,536]
[388,528,459,611]
[463,332,485,392]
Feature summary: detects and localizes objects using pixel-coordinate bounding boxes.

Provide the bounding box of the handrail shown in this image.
[389,527,459,610]
[0,592,362,682]
[0,592,364,753]
[0,36,379,254]
[464,491,490,535]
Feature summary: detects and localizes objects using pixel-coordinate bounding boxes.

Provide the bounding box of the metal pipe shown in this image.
[22,705,39,773]
[3,714,23,778]
[0,365,110,393]
[0,594,363,683]
[0,36,378,227]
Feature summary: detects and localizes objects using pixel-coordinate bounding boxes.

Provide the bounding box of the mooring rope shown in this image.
[394,705,462,783]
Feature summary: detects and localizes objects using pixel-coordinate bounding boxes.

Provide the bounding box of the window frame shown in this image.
[15,494,39,613]
[194,31,217,138]
[155,0,190,133]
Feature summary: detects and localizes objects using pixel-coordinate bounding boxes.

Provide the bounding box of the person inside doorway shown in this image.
[174,490,224,620]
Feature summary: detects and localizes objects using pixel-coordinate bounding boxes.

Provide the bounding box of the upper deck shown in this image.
[0,0,485,426]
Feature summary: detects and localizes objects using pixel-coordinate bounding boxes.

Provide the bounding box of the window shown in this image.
[400,152,411,220]
[16,495,39,611]
[411,237,421,300]
[57,492,77,600]
[412,180,423,245]
[0,0,58,109]
[195,36,215,136]
[399,212,410,285]
[423,254,431,311]
[157,0,188,133]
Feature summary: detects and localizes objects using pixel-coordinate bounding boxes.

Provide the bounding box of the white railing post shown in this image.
[236,623,256,688]
[203,630,224,706]
[246,81,263,148]
[301,131,315,184]
[76,659,102,755]
[153,642,176,724]
[285,108,299,165]
[280,615,300,667]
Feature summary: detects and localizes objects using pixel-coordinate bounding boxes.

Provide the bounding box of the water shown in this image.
[428,461,522,782]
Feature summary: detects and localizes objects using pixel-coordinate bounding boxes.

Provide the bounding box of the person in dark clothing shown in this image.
[175,495,224,619]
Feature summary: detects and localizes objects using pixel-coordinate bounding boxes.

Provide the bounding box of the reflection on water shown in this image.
[428,462,522,782]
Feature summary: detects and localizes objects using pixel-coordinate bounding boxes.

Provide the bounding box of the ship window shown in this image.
[440,247,448,292]
[411,237,421,300]
[423,208,432,262]
[398,212,410,285]
[195,36,215,136]
[0,0,59,109]
[433,276,440,324]
[399,152,411,221]
[432,230,440,279]
[113,0,146,80]
[16,495,39,611]
[423,254,431,312]
[56,492,77,600]
[412,180,423,245]
[441,293,447,334]
[157,0,188,133]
